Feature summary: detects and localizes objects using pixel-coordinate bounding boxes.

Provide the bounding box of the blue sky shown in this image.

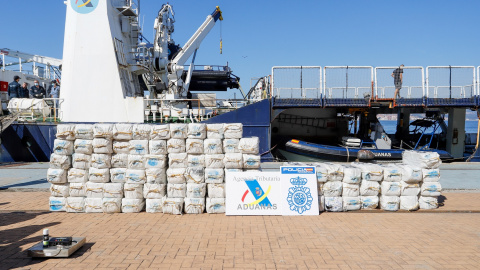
[1,0,480,96]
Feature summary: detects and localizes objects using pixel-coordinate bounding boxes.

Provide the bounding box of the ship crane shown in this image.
[0,48,62,80]
[152,6,225,97]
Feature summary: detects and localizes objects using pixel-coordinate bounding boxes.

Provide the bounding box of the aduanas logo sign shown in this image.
[238,180,277,210]
[71,0,99,14]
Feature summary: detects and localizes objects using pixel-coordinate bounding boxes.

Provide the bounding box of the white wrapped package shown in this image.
[74,139,93,154]
[380,196,400,211]
[50,184,69,197]
[168,153,188,168]
[184,197,205,214]
[50,154,71,169]
[238,137,259,154]
[318,196,325,212]
[90,154,111,169]
[47,168,67,184]
[85,198,103,213]
[53,139,74,155]
[170,123,187,139]
[187,183,207,198]
[382,164,404,182]
[324,163,344,181]
[343,166,362,184]
[69,182,86,197]
[167,168,186,184]
[111,154,128,168]
[400,196,419,211]
[85,182,104,198]
[167,183,186,198]
[162,197,184,215]
[75,124,94,139]
[207,124,224,139]
[205,154,225,168]
[353,162,383,181]
[93,124,114,139]
[400,165,422,183]
[421,182,442,197]
[419,196,439,209]
[88,168,110,183]
[361,196,379,210]
[149,140,167,155]
[400,182,420,196]
[104,183,124,198]
[322,181,342,197]
[324,197,343,212]
[68,168,88,183]
[205,168,224,183]
[223,139,239,153]
[146,198,163,213]
[223,123,243,139]
[187,123,206,139]
[206,198,226,214]
[204,139,223,154]
[113,124,133,140]
[224,153,243,169]
[129,140,148,155]
[127,154,146,169]
[123,183,144,199]
[422,169,440,182]
[188,154,205,168]
[185,168,205,184]
[66,197,85,213]
[318,183,324,195]
[360,180,380,196]
[342,183,360,197]
[343,197,361,211]
[143,183,166,199]
[167,138,186,153]
[72,153,90,169]
[207,183,225,198]
[102,198,122,213]
[113,141,130,154]
[122,198,145,213]
[145,154,167,168]
[49,197,66,212]
[110,168,127,183]
[312,163,328,183]
[186,139,204,154]
[125,169,146,184]
[243,154,261,169]
[402,150,441,169]
[381,182,401,196]
[92,138,113,154]
[150,124,170,140]
[132,124,151,140]
[56,124,76,140]
[146,168,167,184]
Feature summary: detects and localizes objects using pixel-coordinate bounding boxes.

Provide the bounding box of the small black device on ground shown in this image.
[48,237,73,246]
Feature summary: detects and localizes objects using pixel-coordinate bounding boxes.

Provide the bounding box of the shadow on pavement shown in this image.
[438,195,447,207]
[0,212,61,269]
[0,202,10,206]
[0,179,48,189]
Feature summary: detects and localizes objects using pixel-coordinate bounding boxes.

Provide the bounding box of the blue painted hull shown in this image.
[285,139,454,162]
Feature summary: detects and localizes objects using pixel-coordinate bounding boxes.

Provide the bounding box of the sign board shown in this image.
[225,171,282,215]
[281,166,319,215]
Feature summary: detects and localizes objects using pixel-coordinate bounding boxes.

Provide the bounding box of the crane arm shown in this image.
[0,48,62,67]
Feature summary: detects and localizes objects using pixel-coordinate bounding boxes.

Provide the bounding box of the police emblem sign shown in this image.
[225,171,282,215]
[281,166,319,215]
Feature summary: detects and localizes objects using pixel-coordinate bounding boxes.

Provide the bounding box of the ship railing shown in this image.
[374,66,425,99]
[271,66,322,99]
[426,66,477,99]
[143,98,254,123]
[323,66,374,99]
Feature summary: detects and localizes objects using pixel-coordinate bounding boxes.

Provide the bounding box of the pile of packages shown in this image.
[287,150,442,212]
[48,123,261,214]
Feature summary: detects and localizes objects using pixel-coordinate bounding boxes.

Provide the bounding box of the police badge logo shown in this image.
[286,176,313,214]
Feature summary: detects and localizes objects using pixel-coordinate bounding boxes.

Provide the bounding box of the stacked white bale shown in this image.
[48,124,75,212]
[402,150,442,210]
[352,162,383,211]
[379,164,402,211]
[342,165,361,211]
[318,163,344,212]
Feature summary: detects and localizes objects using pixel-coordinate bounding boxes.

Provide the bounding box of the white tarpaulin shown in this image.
[121,198,145,213]
[207,183,225,198]
[132,124,151,140]
[93,124,114,139]
[186,139,204,154]
[50,184,69,197]
[69,182,86,197]
[187,154,205,168]
[400,196,419,211]
[150,124,170,140]
[205,154,224,168]
[123,183,144,199]
[53,139,74,155]
[88,168,110,183]
[207,124,224,139]
[47,168,67,184]
[322,181,343,197]
[402,150,441,169]
[343,197,361,211]
[111,154,128,168]
[238,137,260,154]
[85,182,104,198]
[206,198,226,213]
[129,140,149,155]
[421,182,442,197]
[184,198,206,214]
[56,124,76,141]
[103,183,124,198]
[125,169,146,184]
[187,123,206,139]
[146,198,163,213]
[49,197,66,212]
[361,196,379,210]
[67,168,88,183]
[162,197,184,215]
[170,124,187,139]
[223,139,240,153]
[102,198,122,213]
[74,139,93,155]
[113,124,133,140]
[146,168,167,184]
[149,140,167,155]
[127,155,146,169]
[167,139,186,153]
[186,183,206,198]
[90,154,111,169]
[223,123,243,139]
[419,196,439,209]
[380,196,399,211]
[50,154,71,169]
[324,197,343,212]
[360,180,380,196]
[113,141,130,154]
[205,168,224,183]
[167,168,186,183]
[85,198,103,213]
[74,124,94,140]
[66,197,85,213]
[143,183,166,199]
[110,168,127,183]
